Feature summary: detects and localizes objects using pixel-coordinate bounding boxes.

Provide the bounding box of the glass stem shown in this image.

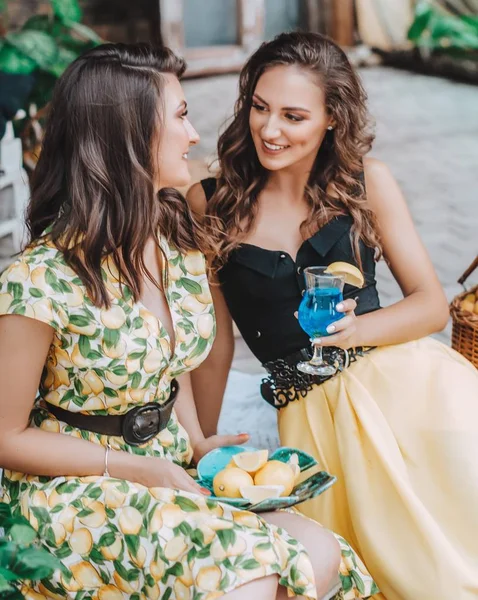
[310,339,324,366]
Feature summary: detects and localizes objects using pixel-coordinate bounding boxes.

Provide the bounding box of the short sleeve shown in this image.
[0,254,69,331]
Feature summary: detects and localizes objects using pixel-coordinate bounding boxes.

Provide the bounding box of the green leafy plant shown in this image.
[408,1,478,56]
[0,502,60,599]
[0,0,103,168]
[0,0,102,108]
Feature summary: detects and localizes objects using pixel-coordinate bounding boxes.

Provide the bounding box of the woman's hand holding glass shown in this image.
[316,297,358,349]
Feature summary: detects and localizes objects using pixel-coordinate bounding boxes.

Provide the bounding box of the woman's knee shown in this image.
[261,512,341,590]
[222,574,278,599]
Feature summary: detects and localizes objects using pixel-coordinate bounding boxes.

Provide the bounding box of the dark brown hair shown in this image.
[27,43,213,307]
[207,32,381,268]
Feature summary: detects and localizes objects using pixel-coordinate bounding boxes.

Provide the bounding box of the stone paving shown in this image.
[183,66,478,448]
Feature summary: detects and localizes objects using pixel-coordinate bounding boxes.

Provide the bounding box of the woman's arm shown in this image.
[190,283,234,436]
[187,182,235,436]
[0,315,204,493]
[321,158,449,349]
[175,371,248,464]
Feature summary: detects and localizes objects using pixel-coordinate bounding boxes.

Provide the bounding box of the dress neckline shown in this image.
[237,214,354,264]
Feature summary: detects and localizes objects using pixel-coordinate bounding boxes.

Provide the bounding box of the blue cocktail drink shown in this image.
[298,287,344,338]
[297,267,345,376]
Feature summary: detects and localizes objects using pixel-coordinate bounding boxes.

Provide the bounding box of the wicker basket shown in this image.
[450,256,478,368]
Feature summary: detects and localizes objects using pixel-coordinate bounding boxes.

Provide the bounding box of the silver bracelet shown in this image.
[103,443,112,477]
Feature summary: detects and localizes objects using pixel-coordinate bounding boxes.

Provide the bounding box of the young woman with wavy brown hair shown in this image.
[188,32,478,600]
[0,42,371,600]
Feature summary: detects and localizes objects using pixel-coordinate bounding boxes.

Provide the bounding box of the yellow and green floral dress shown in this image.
[0,238,376,600]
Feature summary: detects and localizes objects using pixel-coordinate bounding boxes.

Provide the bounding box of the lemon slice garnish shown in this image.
[325,261,365,288]
[232,449,269,474]
[240,485,285,503]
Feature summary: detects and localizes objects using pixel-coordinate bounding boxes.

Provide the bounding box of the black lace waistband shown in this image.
[261,346,375,409]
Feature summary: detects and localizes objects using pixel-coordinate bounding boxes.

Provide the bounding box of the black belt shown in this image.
[45,379,179,446]
[261,346,374,409]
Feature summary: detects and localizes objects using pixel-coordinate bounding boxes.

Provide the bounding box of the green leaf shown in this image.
[70,314,90,328]
[12,546,60,580]
[125,534,140,557]
[103,387,118,398]
[162,588,172,600]
[217,528,236,551]
[0,577,18,596]
[240,558,261,570]
[131,372,142,389]
[9,523,37,544]
[51,0,82,24]
[30,287,45,298]
[87,487,102,500]
[0,541,17,570]
[164,562,183,578]
[56,481,79,494]
[7,282,23,300]
[189,528,204,547]
[55,543,72,559]
[175,522,190,538]
[178,278,202,295]
[132,317,143,329]
[195,543,211,559]
[136,494,151,515]
[187,337,208,361]
[59,279,73,293]
[0,503,12,521]
[350,570,366,595]
[45,45,79,78]
[5,30,59,72]
[103,328,120,348]
[79,335,91,358]
[112,365,127,376]
[30,506,50,525]
[0,43,37,74]
[76,508,94,519]
[98,532,117,547]
[174,496,199,512]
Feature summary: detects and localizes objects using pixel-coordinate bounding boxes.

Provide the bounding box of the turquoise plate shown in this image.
[196,446,336,513]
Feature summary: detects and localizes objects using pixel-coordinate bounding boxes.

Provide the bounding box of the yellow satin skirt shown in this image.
[278,338,478,600]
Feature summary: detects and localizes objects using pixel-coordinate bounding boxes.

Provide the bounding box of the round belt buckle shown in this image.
[122,404,161,446]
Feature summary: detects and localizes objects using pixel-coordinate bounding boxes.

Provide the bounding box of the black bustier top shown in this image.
[201,178,381,364]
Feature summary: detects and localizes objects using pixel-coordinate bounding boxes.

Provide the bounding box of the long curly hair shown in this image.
[207,32,382,268]
[27,43,215,307]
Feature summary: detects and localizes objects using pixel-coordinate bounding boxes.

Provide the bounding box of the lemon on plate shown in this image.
[240,485,285,503]
[213,467,254,498]
[231,449,269,474]
[254,461,296,497]
[325,261,364,288]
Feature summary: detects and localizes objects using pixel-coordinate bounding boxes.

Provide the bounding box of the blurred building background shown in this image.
[1,0,477,447]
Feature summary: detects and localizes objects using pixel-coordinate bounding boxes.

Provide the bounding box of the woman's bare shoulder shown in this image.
[186,181,208,216]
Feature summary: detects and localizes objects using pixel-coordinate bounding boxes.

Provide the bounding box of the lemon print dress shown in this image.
[0,237,373,600]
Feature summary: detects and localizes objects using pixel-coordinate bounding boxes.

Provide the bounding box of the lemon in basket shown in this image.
[254,461,296,497]
[325,262,364,288]
[240,485,284,503]
[231,449,269,475]
[213,468,253,498]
